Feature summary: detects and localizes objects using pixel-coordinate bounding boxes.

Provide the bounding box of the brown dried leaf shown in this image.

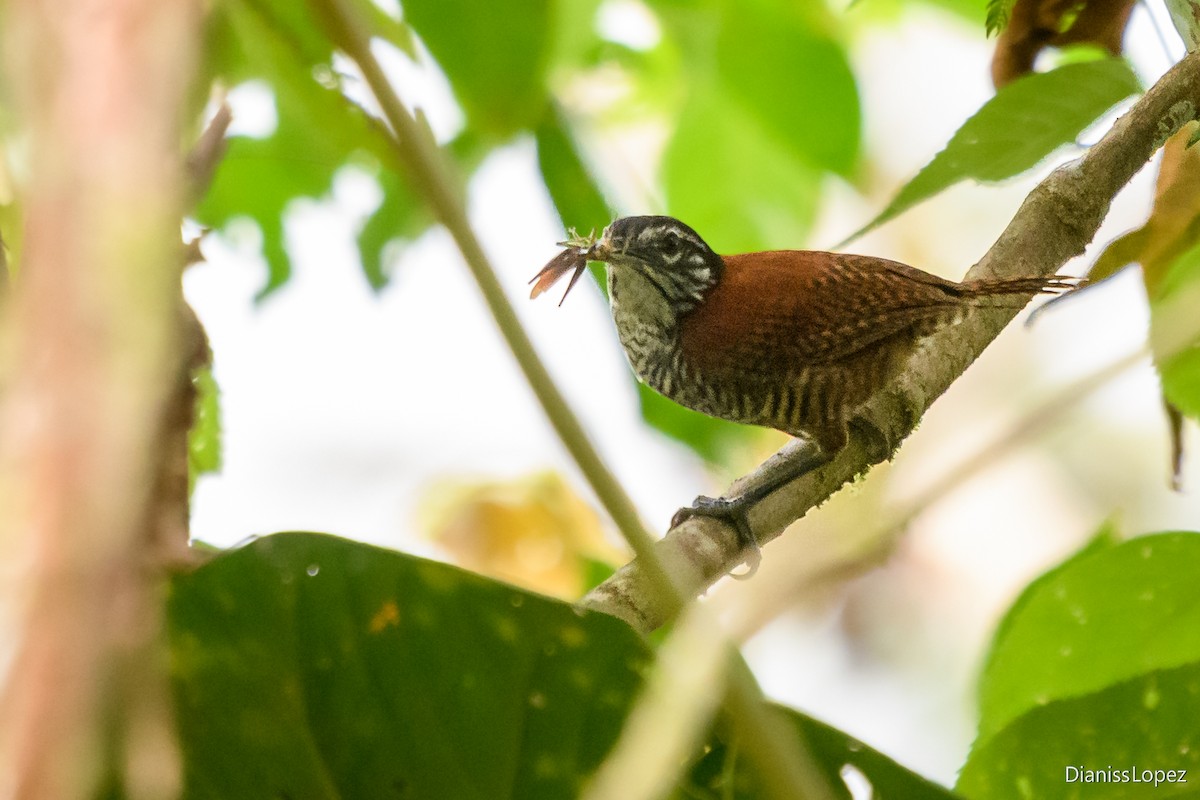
[992,0,1136,88]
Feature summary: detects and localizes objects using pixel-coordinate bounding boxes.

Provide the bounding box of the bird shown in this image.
[530,215,1075,566]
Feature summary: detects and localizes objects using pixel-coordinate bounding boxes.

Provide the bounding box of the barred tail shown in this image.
[957,274,1082,304]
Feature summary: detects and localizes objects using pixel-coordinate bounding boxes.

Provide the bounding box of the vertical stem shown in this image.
[307,3,836,797]
[0,1,198,797]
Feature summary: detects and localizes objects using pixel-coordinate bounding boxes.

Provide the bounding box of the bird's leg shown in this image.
[670,442,835,578]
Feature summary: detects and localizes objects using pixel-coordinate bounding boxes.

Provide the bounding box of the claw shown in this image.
[671,495,761,579]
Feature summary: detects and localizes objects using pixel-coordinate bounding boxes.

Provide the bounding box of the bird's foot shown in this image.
[671,495,761,579]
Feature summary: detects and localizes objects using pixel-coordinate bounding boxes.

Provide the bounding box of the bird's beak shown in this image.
[587,237,613,263]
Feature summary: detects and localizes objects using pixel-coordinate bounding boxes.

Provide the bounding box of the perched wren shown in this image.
[531,215,1074,563]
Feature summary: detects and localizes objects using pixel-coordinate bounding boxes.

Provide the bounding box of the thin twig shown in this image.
[582,49,1200,633]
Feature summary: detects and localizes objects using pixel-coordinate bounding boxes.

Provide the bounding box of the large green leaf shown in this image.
[975,530,1200,744]
[845,59,1141,243]
[534,104,611,299]
[663,87,822,255]
[715,0,860,176]
[169,533,959,798]
[170,533,648,798]
[536,106,614,246]
[959,664,1200,799]
[961,531,1200,798]
[401,0,551,135]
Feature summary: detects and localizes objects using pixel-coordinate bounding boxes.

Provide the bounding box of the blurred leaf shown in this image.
[197,0,436,295]
[844,59,1140,245]
[974,531,1200,749]
[1154,240,1200,422]
[1091,124,1200,476]
[536,106,614,243]
[170,533,948,798]
[356,162,426,289]
[664,87,822,254]
[359,130,492,289]
[986,0,1017,35]
[637,384,759,464]
[1092,123,1200,292]
[715,0,860,176]
[991,0,1135,87]
[535,104,613,296]
[417,471,624,599]
[690,705,964,799]
[545,0,606,74]
[959,664,1200,798]
[401,0,551,135]
[187,366,222,496]
[170,532,648,798]
[926,0,992,21]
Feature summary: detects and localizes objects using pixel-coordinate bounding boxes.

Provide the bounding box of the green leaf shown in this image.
[715,0,860,176]
[1153,240,1200,421]
[664,86,822,254]
[169,533,649,798]
[985,0,1016,36]
[187,366,222,496]
[845,59,1141,244]
[959,664,1200,799]
[974,531,1200,749]
[536,106,614,244]
[356,163,424,290]
[401,0,551,135]
[690,705,964,799]
[170,533,963,797]
[197,0,436,295]
[535,104,612,295]
[636,384,759,464]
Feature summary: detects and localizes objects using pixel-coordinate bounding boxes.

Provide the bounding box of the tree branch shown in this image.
[582,51,1200,633]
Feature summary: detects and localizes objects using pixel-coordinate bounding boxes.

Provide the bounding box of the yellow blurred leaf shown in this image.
[1091,121,1200,293]
[1092,122,1200,487]
[418,471,626,599]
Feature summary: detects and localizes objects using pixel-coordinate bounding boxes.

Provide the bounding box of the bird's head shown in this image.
[530,215,724,323]
[589,216,723,324]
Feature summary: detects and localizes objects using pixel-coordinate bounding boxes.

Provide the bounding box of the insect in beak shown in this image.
[528,228,604,306]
